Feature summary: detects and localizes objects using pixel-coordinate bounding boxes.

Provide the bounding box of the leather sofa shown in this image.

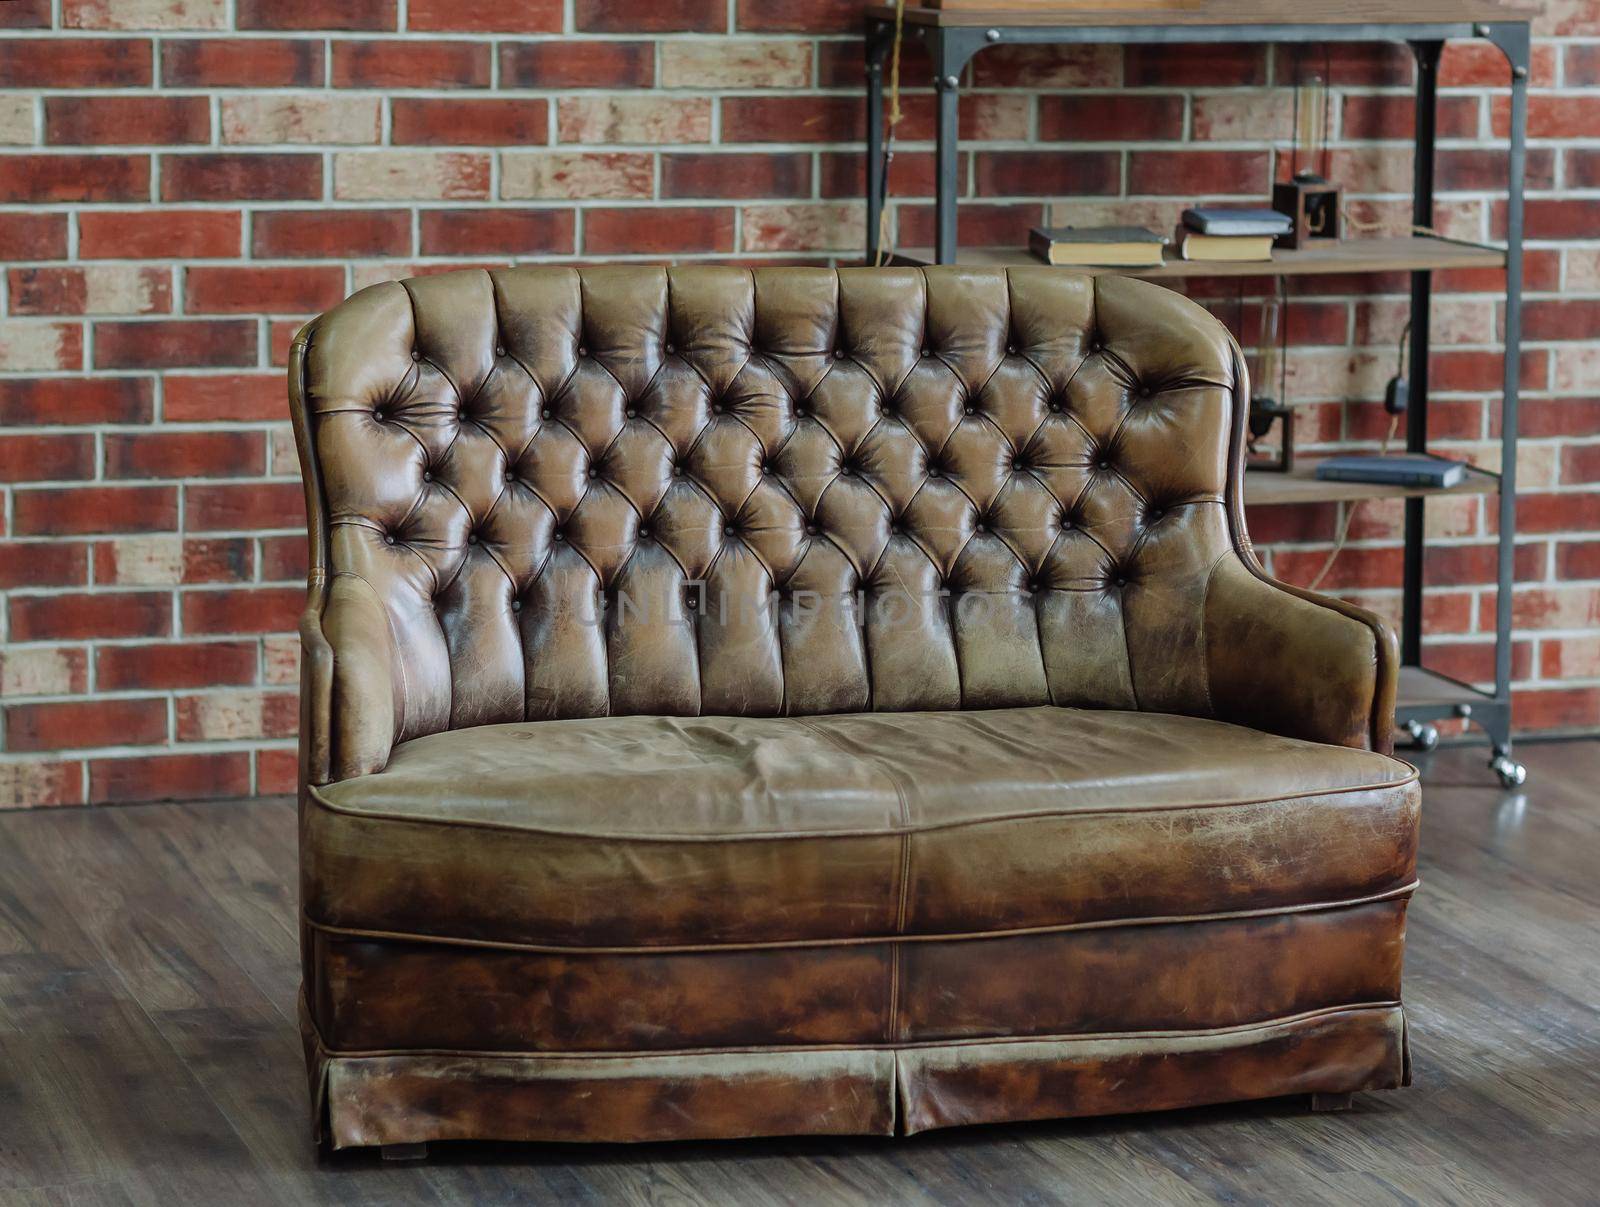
[289,265,1417,1152]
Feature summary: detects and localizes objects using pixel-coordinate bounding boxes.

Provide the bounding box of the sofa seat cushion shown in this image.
[305,706,1418,949]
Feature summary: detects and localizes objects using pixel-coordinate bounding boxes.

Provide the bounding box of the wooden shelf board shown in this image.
[1397,666,1494,709]
[873,2,1538,29]
[888,237,1506,278]
[1244,460,1499,506]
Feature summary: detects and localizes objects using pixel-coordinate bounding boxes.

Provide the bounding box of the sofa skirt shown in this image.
[300,893,1414,1149]
[302,999,1408,1148]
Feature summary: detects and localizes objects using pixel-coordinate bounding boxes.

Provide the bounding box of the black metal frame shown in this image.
[864,13,1531,784]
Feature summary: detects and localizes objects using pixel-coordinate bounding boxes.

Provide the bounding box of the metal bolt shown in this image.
[985,28,1001,42]
[1473,22,1489,35]
[1454,703,1474,719]
[943,74,959,89]
[1513,64,1528,79]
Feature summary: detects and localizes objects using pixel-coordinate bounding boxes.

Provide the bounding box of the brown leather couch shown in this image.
[289,266,1417,1152]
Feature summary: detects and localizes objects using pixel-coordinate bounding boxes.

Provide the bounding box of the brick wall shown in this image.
[1,0,1597,807]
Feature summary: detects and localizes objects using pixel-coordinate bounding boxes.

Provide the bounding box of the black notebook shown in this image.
[1314,454,1467,489]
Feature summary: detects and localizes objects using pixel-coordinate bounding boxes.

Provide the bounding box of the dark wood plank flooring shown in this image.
[2,740,1598,1205]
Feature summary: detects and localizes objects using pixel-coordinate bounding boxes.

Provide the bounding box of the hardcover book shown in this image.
[1028,226,1167,267]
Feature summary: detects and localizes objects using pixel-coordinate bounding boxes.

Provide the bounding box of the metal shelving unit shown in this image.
[863,2,1533,786]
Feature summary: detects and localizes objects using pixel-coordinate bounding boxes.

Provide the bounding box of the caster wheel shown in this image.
[1490,754,1527,789]
[1402,720,1439,752]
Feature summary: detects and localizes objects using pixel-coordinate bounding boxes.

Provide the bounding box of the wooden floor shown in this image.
[3,741,1599,1206]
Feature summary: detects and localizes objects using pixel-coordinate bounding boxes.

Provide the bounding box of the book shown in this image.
[1181,206,1294,237]
[1314,454,1467,489]
[1177,231,1276,262]
[1028,225,1167,267]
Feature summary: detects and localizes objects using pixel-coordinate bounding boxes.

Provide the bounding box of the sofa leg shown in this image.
[381,1142,428,1161]
[1309,1092,1355,1112]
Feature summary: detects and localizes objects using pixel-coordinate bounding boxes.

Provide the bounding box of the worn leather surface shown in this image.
[289,266,1414,1147]
[308,899,1405,1053]
[306,707,1416,947]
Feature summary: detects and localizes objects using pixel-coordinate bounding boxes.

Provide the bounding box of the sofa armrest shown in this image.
[315,571,400,781]
[1204,553,1399,754]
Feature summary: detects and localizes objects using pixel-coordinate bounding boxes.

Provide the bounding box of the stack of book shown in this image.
[1027,225,1167,268]
[1176,207,1293,262]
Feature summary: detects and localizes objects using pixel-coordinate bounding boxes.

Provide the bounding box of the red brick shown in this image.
[1434,248,1560,294]
[723,95,860,143]
[161,37,324,86]
[104,431,265,479]
[1424,638,1533,686]
[663,152,811,199]
[88,752,252,804]
[1244,501,1339,545]
[185,265,345,314]
[1273,546,1405,591]
[9,590,169,641]
[0,213,68,261]
[97,641,258,691]
[1443,42,1556,87]
[974,151,1120,198]
[256,748,298,796]
[182,586,304,635]
[79,210,241,260]
[9,266,171,317]
[185,482,306,531]
[268,319,303,366]
[1516,492,1600,535]
[176,691,297,742]
[1519,199,1600,240]
[1561,445,1600,485]
[0,154,150,203]
[0,0,51,28]
[1128,150,1271,196]
[820,151,944,200]
[1521,399,1600,441]
[898,202,1044,250]
[392,98,550,146]
[0,377,153,425]
[1126,43,1266,87]
[0,761,85,809]
[161,152,322,201]
[1342,95,1479,141]
[95,319,257,369]
[1273,42,1410,87]
[0,37,151,86]
[1490,95,1600,140]
[1425,543,1545,587]
[499,40,654,88]
[13,485,176,536]
[1439,148,1554,193]
[1510,687,1600,732]
[1038,95,1185,142]
[252,209,410,259]
[163,373,283,422]
[260,534,309,581]
[408,0,561,31]
[333,39,490,88]
[0,542,88,589]
[92,535,253,584]
[238,0,395,30]
[5,698,167,752]
[583,206,735,255]
[1524,299,1600,343]
[0,434,96,483]
[735,0,856,33]
[579,0,723,32]
[1429,349,1545,393]
[418,208,574,256]
[45,96,209,146]
[1559,540,1600,580]
[1568,43,1600,85]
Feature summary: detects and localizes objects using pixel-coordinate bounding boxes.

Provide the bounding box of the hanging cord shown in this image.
[874,0,908,267]
[1305,323,1409,592]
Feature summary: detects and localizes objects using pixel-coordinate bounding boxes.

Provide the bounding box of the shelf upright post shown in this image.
[865,17,892,266]
[1402,40,1443,669]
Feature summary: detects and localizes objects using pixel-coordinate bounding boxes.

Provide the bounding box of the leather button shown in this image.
[422,470,433,482]
[638,525,651,539]
[1011,459,1023,471]
[833,349,845,359]
[494,344,505,357]
[890,523,902,536]
[1114,575,1127,588]
[410,350,421,361]
[553,529,566,542]
[1061,515,1075,530]
[466,533,478,545]
[927,466,942,478]
[510,599,522,612]
[761,462,774,475]
[588,467,600,479]
[963,405,975,416]
[1148,508,1164,522]
[505,471,516,483]
[805,523,819,536]
[576,346,588,357]
[724,524,736,536]
[625,408,637,419]
[665,343,675,354]
[672,464,685,477]
[975,521,988,534]
[711,403,724,415]
[1028,580,1041,593]
[372,408,385,421]
[920,347,931,357]
[1048,401,1062,413]
[1006,344,1017,355]
[383,533,396,546]
[541,408,553,420]
[1097,459,1110,471]
[839,464,853,476]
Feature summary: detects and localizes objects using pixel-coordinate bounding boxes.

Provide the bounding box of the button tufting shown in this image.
[672,464,685,477]
[410,349,421,362]
[1097,459,1111,471]
[1028,580,1041,593]
[577,346,588,357]
[890,522,902,535]
[1006,344,1017,355]
[1048,401,1063,413]
[833,349,845,360]
[921,347,931,357]
[761,462,774,475]
[963,405,975,416]
[625,407,637,419]
[975,520,988,533]
[494,344,505,357]
[422,470,433,482]
[505,471,516,483]
[466,533,478,545]
[724,524,736,536]
[805,522,819,536]
[1114,575,1128,588]
[928,465,942,478]
[588,467,600,479]
[711,403,724,415]
[1011,459,1024,471]
[372,408,384,421]
[638,524,651,539]
[1148,508,1164,522]
[511,599,522,612]
[665,342,675,354]
[553,529,566,542]
[541,408,553,420]
[383,533,396,546]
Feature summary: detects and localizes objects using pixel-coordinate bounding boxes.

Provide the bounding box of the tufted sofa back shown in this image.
[292,266,1253,778]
